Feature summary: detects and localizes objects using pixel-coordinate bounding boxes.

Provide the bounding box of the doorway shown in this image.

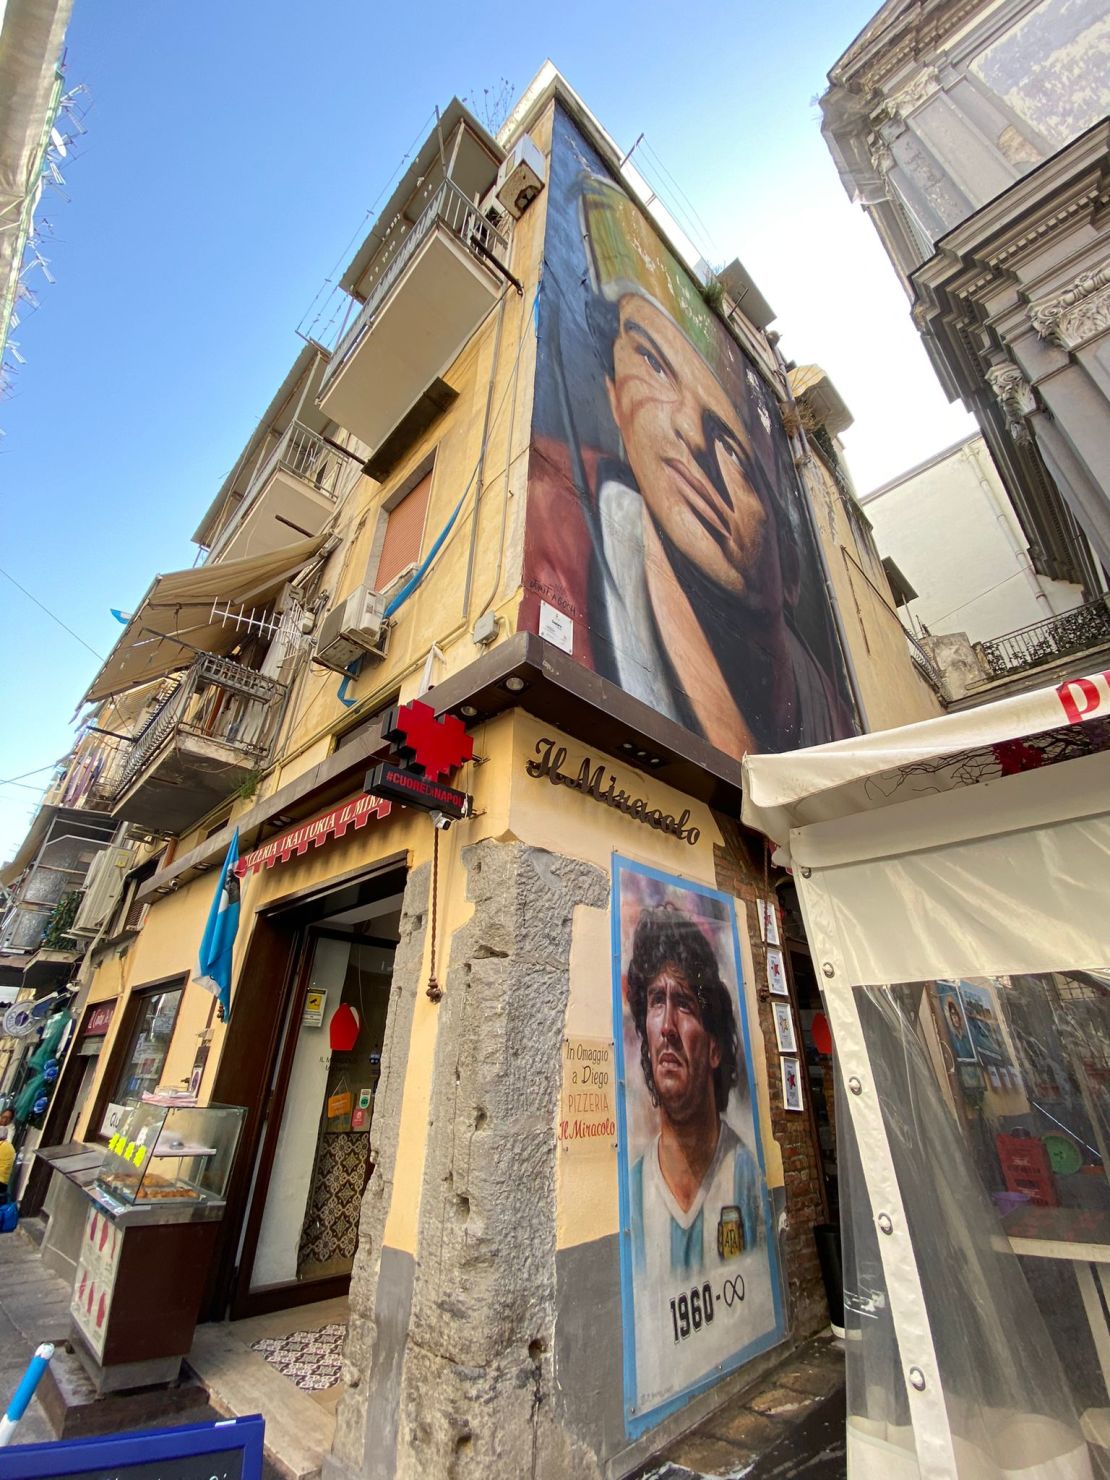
[231,867,404,1319]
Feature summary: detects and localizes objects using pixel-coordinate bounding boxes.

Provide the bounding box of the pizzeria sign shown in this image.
[235,792,392,877]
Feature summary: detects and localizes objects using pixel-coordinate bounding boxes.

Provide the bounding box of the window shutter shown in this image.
[374,473,432,589]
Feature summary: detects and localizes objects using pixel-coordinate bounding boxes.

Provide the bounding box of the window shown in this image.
[374,471,432,589]
[99,984,183,1138]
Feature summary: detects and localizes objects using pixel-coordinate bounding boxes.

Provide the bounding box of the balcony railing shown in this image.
[905,629,945,694]
[976,597,1110,680]
[267,421,345,502]
[99,653,288,805]
[324,178,510,383]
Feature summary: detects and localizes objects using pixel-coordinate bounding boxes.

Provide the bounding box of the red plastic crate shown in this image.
[997,1131,1058,1208]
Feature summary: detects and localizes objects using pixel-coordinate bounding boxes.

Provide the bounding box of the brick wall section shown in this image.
[712,816,829,1340]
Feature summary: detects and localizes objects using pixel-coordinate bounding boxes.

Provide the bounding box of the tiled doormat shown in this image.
[250,1322,346,1391]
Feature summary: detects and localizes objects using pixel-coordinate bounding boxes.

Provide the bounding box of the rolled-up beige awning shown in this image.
[82,535,327,705]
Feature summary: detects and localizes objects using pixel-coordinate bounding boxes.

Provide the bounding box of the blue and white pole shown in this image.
[0,1343,54,1446]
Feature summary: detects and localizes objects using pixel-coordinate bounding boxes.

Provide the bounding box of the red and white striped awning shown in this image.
[235,793,391,877]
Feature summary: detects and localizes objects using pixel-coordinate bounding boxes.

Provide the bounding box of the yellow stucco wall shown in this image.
[804,451,944,730]
[268,107,551,800]
[509,713,782,1255]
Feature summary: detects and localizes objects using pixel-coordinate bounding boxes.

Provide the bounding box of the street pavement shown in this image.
[636,1333,846,1479]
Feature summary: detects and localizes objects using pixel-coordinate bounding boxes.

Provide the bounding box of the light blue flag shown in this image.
[194,830,241,1021]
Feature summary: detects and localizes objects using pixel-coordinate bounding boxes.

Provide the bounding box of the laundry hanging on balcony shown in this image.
[82,535,328,705]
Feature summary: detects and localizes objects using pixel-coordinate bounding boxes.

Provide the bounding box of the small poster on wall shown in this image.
[780,1056,804,1113]
[957,979,1013,1069]
[772,1002,797,1055]
[766,947,788,997]
[758,898,780,947]
[611,856,784,1438]
[934,980,976,1063]
[303,989,327,1028]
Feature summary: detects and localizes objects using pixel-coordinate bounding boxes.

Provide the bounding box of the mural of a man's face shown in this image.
[606,296,780,610]
[947,1000,963,1034]
[645,964,721,1126]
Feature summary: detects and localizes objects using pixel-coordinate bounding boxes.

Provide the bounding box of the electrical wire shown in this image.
[298,107,438,344]
[638,138,722,266]
[0,766,55,787]
[0,565,105,661]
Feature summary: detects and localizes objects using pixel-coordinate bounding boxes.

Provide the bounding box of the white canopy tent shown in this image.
[743,670,1110,1480]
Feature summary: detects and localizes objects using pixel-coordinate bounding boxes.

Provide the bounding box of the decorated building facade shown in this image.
[20,65,944,1477]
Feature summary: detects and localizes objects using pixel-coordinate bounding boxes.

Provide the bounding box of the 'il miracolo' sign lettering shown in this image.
[525,737,701,845]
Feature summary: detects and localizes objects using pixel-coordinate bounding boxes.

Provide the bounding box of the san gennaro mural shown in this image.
[520,106,858,758]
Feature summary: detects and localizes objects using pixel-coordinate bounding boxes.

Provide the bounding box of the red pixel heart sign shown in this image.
[386,700,474,783]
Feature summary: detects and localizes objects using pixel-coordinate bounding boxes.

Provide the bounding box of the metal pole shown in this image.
[0,1343,54,1446]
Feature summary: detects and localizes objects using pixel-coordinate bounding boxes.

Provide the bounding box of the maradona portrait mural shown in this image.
[612,857,783,1432]
[520,107,857,758]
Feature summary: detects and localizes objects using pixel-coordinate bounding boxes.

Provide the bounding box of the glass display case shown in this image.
[96,1103,245,1210]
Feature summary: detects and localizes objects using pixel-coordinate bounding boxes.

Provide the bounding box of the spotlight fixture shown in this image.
[618,738,667,768]
[503,675,526,693]
[459,704,479,719]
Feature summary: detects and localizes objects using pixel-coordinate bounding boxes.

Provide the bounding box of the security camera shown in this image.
[430,811,453,832]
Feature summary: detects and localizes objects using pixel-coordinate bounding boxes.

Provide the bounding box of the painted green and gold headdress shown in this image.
[578,171,742,389]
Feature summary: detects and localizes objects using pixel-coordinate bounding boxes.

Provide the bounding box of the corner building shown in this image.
[51,66,939,1477]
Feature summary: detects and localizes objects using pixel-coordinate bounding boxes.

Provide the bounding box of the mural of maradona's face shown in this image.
[606,296,781,611]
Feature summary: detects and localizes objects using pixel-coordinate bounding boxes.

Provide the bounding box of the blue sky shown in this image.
[0,0,973,860]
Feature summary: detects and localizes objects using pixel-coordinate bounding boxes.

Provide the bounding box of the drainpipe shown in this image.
[963,441,1055,617]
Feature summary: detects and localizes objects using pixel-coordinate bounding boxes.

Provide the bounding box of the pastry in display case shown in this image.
[96,1102,245,1211]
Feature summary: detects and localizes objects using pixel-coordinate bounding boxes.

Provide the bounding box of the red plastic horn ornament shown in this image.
[329,1003,361,1053]
[811,1011,833,1057]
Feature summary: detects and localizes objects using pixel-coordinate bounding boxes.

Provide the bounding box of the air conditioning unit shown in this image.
[479,187,508,232]
[71,845,132,938]
[312,585,390,674]
[495,135,545,220]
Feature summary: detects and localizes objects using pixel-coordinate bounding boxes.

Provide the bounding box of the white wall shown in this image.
[861,436,1083,644]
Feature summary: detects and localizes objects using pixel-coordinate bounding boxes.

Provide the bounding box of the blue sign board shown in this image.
[0,1414,264,1479]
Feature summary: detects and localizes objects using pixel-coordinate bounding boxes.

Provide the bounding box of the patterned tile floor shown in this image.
[249,1322,347,1392]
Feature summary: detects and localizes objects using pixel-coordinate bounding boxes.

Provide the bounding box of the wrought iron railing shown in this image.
[99,653,288,804]
[323,178,510,382]
[976,597,1110,679]
[272,421,345,501]
[905,629,945,694]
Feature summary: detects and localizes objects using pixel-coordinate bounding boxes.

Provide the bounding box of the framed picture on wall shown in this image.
[766,947,788,997]
[758,897,781,947]
[772,1002,797,1055]
[780,1056,804,1113]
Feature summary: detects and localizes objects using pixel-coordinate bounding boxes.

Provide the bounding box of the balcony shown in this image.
[97,654,288,835]
[976,597,1110,680]
[213,421,353,563]
[317,178,509,452]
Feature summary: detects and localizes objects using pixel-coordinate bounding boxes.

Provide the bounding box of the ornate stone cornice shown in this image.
[1030,263,1110,349]
[985,361,1035,443]
[885,65,941,121]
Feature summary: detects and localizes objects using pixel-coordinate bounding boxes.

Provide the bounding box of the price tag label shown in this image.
[123,1142,136,1163]
[133,1146,147,1169]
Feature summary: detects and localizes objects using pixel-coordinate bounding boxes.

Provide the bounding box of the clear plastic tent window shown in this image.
[741,671,1110,1479]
